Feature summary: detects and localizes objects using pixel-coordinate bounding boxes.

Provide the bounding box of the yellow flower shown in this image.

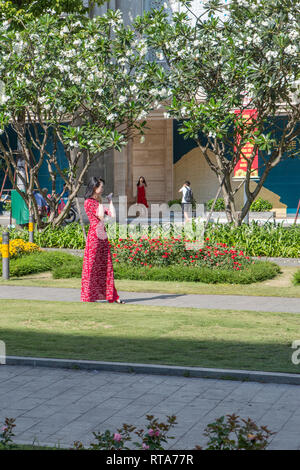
[1,238,41,258]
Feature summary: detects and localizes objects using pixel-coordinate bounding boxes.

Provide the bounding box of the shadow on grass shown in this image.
[1,328,299,375]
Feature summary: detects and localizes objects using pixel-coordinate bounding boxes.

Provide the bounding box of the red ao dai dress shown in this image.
[80,198,119,303]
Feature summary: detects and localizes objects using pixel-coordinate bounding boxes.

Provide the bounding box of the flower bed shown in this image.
[0,237,40,258]
[109,237,252,272]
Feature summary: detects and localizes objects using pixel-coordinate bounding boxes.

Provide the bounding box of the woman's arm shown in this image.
[108,199,116,218]
[96,203,104,220]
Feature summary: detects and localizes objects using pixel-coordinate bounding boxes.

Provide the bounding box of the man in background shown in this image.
[178,180,193,223]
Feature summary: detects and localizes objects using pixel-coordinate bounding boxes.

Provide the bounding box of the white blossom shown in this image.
[69,140,79,148]
[107,113,117,121]
[130,85,138,93]
[289,31,298,40]
[265,50,279,61]
[285,45,298,56]
[60,26,69,35]
[1,21,10,31]
[137,110,148,120]
[140,46,148,56]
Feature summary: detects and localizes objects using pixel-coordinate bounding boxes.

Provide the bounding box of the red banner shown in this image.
[234,109,258,179]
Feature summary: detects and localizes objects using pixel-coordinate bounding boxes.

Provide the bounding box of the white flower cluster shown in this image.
[265,50,279,61]
[62,49,77,58]
[107,113,117,122]
[68,141,80,148]
[0,93,9,105]
[0,20,10,31]
[137,110,148,120]
[285,45,298,56]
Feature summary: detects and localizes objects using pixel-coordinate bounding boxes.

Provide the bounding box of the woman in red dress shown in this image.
[136,176,148,208]
[81,177,124,304]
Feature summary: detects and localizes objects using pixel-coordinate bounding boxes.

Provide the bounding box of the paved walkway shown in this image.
[0,364,300,450]
[1,285,299,313]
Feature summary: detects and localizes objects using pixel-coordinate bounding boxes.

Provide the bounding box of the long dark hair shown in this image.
[137,176,147,187]
[85,177,105,199]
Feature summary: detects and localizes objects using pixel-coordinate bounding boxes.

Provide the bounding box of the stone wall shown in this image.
[131,119,173,204]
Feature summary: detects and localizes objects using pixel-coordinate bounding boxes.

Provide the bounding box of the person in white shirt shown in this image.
[178,180,192,223]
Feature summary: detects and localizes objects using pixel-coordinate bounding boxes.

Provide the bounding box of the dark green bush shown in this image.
[250,197,273,212]
[0,251,81,277]
[52,259,280,285]
[112,262,280,285]
[168,198,196,209]
[52,257,83,278]
[206,198,225,212]
[206,197,273,212]
[205,222,300,257]
[293,269,300,286]
[2,221,299,258]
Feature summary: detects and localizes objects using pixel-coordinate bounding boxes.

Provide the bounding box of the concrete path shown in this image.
[0,285,299,313]
[0,364,300,450]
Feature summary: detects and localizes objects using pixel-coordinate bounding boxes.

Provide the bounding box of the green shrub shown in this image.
[168,198,182,208]
[112,261,280,285]
[205,222,300,258]
[168,198,196,209]
[0,251,81,277]
[206,197,273,212]
[206,198,225,212]
[250,197,273,212]
[1,221,299,258]
[0,224,87,249]
[52,257,83,278]
[2,248,279,284]
[53,260,279,284]
[293,269,300,286]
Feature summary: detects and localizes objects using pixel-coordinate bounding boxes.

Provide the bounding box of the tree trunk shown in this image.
[75,196,87,241]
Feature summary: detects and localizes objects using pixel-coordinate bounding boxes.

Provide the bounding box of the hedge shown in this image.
[53,257,280,285]
[293,270,300,286]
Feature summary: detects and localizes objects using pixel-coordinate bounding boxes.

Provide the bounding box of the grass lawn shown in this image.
[0,266,299,298]
[0,298,299,374]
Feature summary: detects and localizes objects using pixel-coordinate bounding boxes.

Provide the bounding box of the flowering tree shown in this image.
[0,0,107,24]
[137,0,300,225]
[0,10,167,227]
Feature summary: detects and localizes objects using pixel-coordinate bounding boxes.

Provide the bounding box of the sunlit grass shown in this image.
[1,299,299,374]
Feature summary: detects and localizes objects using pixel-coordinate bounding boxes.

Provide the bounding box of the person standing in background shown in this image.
[179,180,193,223]
[136,176,148,208]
